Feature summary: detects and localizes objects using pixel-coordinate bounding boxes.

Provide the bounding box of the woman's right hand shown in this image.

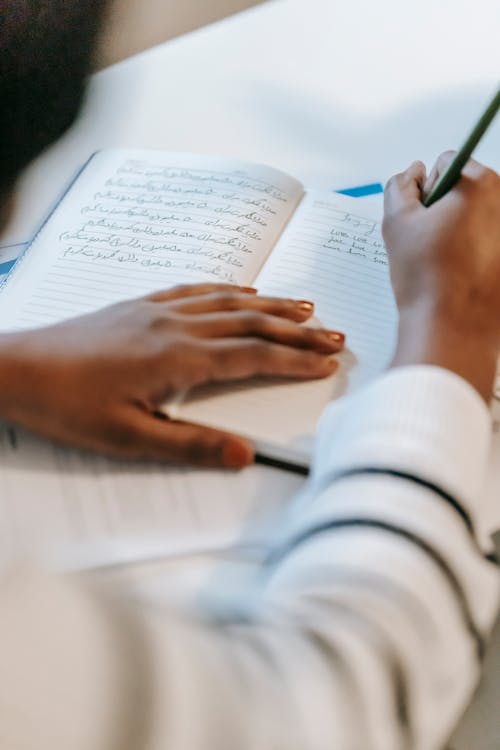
[382,152,500,401]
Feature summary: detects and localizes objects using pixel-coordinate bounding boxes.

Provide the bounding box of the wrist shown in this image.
[0,332,39,423]
[392,305,498,403]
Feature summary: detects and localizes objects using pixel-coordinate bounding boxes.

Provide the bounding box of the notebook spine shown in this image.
[0,152,100,291]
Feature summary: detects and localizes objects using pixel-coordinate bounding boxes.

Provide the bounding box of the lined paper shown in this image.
[256,190,397,389]
[176,193,396,464]
[0,151,303,331]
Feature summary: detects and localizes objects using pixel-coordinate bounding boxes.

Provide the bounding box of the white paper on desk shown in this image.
[0,425,304,571]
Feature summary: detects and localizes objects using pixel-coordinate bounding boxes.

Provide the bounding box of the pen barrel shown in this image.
[424,87,500,208]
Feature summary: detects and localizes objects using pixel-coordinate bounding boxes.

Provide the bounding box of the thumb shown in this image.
[117,407,255,468]
[384,160,427,216]
[423,150,456,198]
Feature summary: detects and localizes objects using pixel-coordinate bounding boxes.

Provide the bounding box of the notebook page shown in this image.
[0,150,303,331]
[174,193,396,465]
[0,424,303,570]
[256,191,397,388]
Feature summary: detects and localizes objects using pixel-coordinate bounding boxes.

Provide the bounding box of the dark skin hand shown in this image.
[6,151,495,471]
[384,151,500,402]
[0,283,344,468]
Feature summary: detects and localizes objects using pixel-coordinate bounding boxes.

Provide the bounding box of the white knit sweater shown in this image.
[0,366,498,750]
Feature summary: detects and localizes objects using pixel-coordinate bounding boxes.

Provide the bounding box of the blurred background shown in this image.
[101,0,266,67]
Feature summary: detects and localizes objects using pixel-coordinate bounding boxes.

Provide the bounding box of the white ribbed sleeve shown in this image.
[0,366,498,750]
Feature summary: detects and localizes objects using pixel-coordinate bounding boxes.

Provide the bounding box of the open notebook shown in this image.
[0,149,398,468]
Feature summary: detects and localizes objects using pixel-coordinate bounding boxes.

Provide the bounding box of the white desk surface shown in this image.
[4,0,500,244]
[3,1,500,746]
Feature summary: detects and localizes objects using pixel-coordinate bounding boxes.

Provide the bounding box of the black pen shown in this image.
[424,87,500,207]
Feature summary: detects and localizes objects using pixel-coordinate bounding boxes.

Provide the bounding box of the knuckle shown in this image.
[294,324,314,343]
[242,310,268,332]
[301,350,329,371]
[274,297,294,311]
[304,326,323,344]
[399,171,413,186]
[148,312,166,331]
[195,435,228,466]
[126,297,150,314]
[102,419,143,458]
[439,149,456,164]
[172,283,196,295]
[148,311,178,333]
[155,335,185,366]
[168,339,206,385]
[248,337,271,361]
[186,438,213,464]
[217,291,242,309]
[141,298,160,315]
[386,171,410,191]
[294,347,315,364]
[480,167,500,187]
[384,174,399,191]
[278,348,311,375]
[172,337,199,365]
[128,299,157,326]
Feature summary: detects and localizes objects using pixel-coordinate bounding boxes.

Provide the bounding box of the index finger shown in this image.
[423,150,490,198]
[384,160,427,216]
[145,283,257,303]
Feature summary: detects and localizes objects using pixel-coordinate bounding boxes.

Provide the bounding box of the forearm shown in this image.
[137,368,499,750]
[0,332,56,428]
[0,333,31,423]
[392,304,499,403]
[1,367,497,750]
[260,367,499,749]
[233,367,498,749]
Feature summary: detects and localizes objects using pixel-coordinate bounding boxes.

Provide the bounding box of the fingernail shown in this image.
[296,300,314,312]
[223,440,254,469]
[325,330,345,344]
[240,286,258,294]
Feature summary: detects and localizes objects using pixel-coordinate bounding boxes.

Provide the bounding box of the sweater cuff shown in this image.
[312,366,492,519]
